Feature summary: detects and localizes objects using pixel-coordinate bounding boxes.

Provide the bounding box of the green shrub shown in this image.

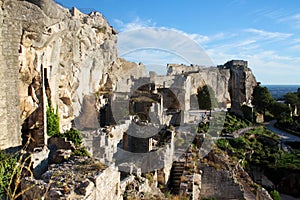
[270,190,281,200]
[0,150,32,199]
[0,151,18,197]
[46,106,60,136]
[198,121,209,133]
[64,128,83,147]
[216,139,229,149]
[92,26,107,34]
[71,147,90,157]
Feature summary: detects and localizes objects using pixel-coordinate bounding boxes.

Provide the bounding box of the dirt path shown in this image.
[265,120,300,142]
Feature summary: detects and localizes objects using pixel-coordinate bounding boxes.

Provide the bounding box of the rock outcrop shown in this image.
[22,157,121,200]
[0,0,146,150]
[167,60,257,113]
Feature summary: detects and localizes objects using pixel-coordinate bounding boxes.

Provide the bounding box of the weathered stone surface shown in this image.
[48,137,75,164]
[0,0,23,149]
[167,60,257,113]
[0,0,147,150]
[22,156,121,200]
[256,187,273,200]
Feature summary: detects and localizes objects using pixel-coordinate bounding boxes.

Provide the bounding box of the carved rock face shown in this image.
[167,62,257,113]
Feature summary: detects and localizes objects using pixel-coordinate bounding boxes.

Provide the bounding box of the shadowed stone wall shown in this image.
[0,0,22,149]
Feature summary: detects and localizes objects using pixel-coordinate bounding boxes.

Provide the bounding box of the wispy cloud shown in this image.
[114,18,231,45]
[114,17,156,31]
[244,28,293,39]
[279,13,300,28]
[250,8,288,21]
[114,18,300,84]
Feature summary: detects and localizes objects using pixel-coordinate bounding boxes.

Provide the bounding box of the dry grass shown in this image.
[4,139,34,200]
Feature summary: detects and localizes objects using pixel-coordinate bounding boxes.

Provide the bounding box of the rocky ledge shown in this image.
[22,156,120,200]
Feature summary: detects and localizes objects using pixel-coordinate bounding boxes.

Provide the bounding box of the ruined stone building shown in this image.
[0,1,267,199]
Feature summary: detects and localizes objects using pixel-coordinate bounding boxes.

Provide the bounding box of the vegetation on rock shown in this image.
[270,190,281,200]
[46,105,88,157]
[222,113,252,133]
[71,147,90,157]
[64,128,83,147]
[46,106,60,137]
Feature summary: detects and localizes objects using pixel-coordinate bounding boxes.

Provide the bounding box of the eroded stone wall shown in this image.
[0,0,147,150]
[0,0,22,149]
[167,60,257,112]
[199,164,244,199]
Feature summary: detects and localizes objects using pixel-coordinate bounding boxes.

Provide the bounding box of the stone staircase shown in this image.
[169,161,185,194]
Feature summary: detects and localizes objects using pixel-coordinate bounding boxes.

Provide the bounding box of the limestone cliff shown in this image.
[167,60,257,112]
[0,0,256,152]
[0,0,146,150]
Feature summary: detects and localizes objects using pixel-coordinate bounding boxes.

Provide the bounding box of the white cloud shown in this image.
[114,17,156,31]
[279,13,300,28]
[114,18,231,46]
[114,18,300,84]
[244,28,293,39]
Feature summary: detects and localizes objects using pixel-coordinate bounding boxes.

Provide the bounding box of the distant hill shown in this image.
[265,85,300,100]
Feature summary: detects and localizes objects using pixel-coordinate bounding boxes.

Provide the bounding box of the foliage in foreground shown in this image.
[0,149,33,199]
[0,151,18,197]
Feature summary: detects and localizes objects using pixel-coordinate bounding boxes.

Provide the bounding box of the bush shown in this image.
[198,121,209,133]
[0,150,33,199]
[216,139,229,149]
[222,113,251,134]
[0,151,18,197]
[46,106,60,136]
[64,128,83,147]
[270,190,281,200]
[71,147,90,157]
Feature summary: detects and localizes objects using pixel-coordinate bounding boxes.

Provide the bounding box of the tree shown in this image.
[284,92,300,108]
[268,101,290,120]
[252,85,274,115]
[197,85,218,110]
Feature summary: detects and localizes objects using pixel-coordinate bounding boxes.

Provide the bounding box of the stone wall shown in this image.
[82,121,130,163]
[22,157,121,200]
[0,0,22,149]
[0,0,146,150]
[167,64,231,105]
[167,60,257,113]
[199,164,245,200]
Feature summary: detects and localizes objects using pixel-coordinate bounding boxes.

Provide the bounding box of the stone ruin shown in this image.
[0,0,265,199]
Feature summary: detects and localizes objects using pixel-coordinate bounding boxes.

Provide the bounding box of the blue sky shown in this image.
[56,0,300,85]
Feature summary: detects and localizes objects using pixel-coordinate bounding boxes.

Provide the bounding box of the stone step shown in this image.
[173,168,184,172]
[173,174,182,177]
